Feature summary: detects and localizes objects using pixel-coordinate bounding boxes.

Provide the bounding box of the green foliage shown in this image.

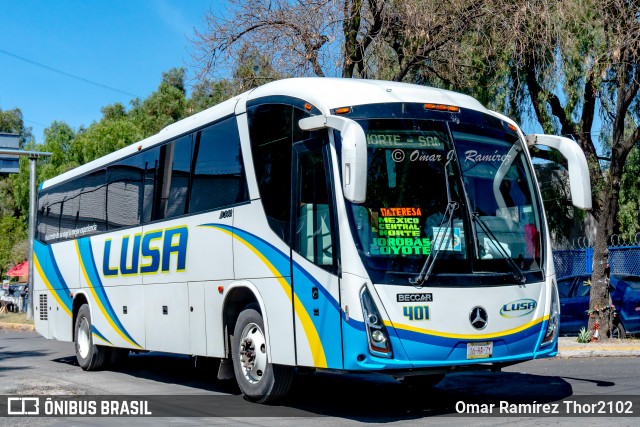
[128,80,188,137]
[618,146,640,240]
[0,107,34,148]
[577,327,592,343]
[162,68,187,94]
[189,79,237,113]
[0,215,27,276]
[101,103,127,121]
[71,118,144,165]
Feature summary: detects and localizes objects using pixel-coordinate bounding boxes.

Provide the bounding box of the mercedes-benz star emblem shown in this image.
[469,306,488,330]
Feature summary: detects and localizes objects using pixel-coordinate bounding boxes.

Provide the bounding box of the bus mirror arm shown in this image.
[299,115,368,203]
[525,134,592,210]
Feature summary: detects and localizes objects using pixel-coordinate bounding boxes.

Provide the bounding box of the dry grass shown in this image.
[0,311,34,325]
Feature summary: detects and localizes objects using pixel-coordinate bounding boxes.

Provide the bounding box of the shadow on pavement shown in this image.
[53,351,241,395]
[50,351,575,420]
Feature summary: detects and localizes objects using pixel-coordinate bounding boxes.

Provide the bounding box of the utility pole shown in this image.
[0,148,52,319]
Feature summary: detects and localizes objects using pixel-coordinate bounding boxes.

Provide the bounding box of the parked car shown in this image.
[610,275,640,336]
[558,274,640,338]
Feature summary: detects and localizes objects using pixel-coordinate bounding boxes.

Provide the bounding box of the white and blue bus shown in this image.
[33,78,591,402]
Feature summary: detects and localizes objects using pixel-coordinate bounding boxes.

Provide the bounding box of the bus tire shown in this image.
[231,305,293,403]
[74,304,109,371]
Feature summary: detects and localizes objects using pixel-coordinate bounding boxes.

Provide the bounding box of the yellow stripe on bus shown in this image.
[75,241,141,349]
[208,226,328,368]
[384,315,550,340]
[33,253,72,317]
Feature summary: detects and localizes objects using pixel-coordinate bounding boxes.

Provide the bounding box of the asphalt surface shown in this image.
[1,328,640,425]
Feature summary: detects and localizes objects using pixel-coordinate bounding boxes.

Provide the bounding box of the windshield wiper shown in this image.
[410,150,458,287]
[472,212,526,284]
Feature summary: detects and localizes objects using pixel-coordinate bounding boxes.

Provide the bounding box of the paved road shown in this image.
[1,330,639,426]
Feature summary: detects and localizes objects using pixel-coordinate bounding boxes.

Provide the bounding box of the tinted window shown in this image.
[248,104,294,242]
[140,148,160,223]
[37,168,107,243]
[107,148,159,229]
[77,169,107,233]
[294,143,335,272]
[189,117,248,213]
[157,136,192,219]
[575,278,591,297]
[58,179,80,239]
[37,190,60,242]
[557,277,575,298]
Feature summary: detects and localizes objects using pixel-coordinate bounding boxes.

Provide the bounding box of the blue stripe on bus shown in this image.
[76,237,141,348]
[342,316,547,369]
[34,240,73,316]
[200,223,343,369]
[91,325,113,345]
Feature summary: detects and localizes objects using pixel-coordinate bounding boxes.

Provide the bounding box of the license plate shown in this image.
[467,341,493,359]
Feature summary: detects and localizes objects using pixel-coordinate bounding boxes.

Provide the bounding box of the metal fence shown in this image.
[553,246,640,278]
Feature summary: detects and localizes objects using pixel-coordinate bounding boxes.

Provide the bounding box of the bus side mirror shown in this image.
[525,134,592,210]
[299,115,367,203]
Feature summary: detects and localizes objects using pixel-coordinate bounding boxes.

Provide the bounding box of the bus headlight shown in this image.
[541,282,559,346]
[360,286,393,358]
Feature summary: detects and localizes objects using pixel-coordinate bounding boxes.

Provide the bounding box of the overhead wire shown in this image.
[0,48,141,98]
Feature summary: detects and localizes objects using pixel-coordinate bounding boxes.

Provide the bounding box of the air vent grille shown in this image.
[39,294,48,321]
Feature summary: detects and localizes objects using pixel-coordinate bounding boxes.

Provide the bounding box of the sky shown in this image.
[1,1,219,144]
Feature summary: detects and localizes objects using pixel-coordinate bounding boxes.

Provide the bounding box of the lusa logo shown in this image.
[102,226,188,277]
[500,299,537,318]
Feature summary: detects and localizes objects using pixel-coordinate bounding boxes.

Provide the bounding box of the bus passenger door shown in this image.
[291,139,343,369]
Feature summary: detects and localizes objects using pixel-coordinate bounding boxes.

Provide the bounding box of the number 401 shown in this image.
[403,305,430,321]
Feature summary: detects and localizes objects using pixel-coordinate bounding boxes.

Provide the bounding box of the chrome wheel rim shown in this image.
[239,322,267,383]
[77,317,91,359]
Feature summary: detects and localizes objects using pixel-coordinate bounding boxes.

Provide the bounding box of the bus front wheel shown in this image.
[74,304,109,370]
[231,304,293,403]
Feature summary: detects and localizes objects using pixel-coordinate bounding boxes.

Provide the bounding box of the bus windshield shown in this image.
[346,112,543,285]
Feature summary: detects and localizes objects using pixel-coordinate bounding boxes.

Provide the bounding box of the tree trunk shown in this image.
[588,153,626,339]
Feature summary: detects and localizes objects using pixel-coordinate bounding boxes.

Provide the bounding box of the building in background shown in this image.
[0,133,20,174]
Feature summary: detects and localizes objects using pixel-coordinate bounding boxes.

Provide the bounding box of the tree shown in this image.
[618,147,640,242]
[192,0,640,340]
[162,68,187,94]
[190,0,490,81]
[515,0,639,339]
[440,0,640,338]
[0,107,33,148]
[128,69,188,137]
[0,216,26,276]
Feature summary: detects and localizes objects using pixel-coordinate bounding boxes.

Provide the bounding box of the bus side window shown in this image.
[189,117,248,214]
[77,168,107,233]
[248,104,294,244]
[158,135,192,219]
[293,144,335,272]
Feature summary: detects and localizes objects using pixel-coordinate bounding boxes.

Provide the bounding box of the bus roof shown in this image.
[41,78,490,190]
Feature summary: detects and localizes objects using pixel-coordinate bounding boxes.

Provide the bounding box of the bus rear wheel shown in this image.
[75,304,109,370]
[231,305,293,403]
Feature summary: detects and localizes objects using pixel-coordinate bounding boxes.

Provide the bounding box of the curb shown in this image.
[557,337,640,358]
[0,322,35,332]
[557,349,640,358]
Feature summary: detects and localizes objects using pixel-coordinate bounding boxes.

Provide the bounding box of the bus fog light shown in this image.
[360,286,393,358]
[371,329,386,343]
